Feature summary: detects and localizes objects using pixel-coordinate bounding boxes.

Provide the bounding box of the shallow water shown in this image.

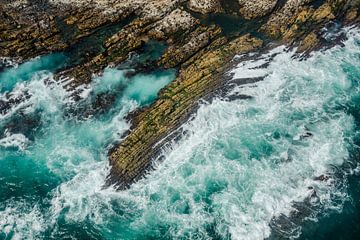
[0,28,359,240]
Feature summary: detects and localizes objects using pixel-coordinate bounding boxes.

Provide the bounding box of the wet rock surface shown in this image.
[0,0,359,189]
[107,0,359,190]
[108,34,263,189]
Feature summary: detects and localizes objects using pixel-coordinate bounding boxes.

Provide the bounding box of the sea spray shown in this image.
[0,60,175,239]
[0,53,66,94]
[0,28,359,239]
[122,27,360,239]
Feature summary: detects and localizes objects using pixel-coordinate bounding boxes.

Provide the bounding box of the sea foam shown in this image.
[0,28,359,240]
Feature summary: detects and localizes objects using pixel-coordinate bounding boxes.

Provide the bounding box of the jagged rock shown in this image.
[158,25,222,68]
[1,0,359,189]
[344,0,360,24]
[57,9,202,90]
[345,7,358,22]
[263,0,314,38]
[108,34,263,189]
[262,0,357,47]
[147,9,199,39]
[238,0,278,19]
[188,0,222,14]
[0,1,66,59]
[312,3,335,21]
[297,31,319,52]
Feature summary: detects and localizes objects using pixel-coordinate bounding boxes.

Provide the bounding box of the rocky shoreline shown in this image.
[0,0,359,189]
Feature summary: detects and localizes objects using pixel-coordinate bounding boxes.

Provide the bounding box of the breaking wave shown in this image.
[0,27,359,239]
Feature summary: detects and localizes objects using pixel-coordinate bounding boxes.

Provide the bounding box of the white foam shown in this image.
[0,203,45,240]
[120,27,360,239]
[0,131,29,151]
[0,27,358,240]
[0,72,71,121]
[231,46,287,80]
[40,28,360,240]
[0,57,20,69]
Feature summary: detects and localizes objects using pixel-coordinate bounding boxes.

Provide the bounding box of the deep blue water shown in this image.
[0,28,359,239]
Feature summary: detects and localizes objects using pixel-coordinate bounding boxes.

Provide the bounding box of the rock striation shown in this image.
[0,0,359,189]
[107,0,359,189]
[108,34,263,188]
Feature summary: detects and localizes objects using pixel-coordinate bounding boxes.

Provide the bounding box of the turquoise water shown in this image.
[0,53,67,93]
[0,27,359,240]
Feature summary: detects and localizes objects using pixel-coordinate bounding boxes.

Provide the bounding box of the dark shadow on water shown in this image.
[298,173,360,240]
[296,94,360,240]
[268,65,360,240]
[190,11,269,41]
[55,14,136,70]
[219,0,240,15]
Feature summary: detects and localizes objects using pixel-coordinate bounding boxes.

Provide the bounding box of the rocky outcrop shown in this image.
[0,0,222,91]
[1,0,359,189]
[108,34,263,189]
[188,0,222,14]
[238,0,278,19]
[263,0,314,38]
[147,9,199,39]
[158,25,222,68]
[0,1,66,59]
[263,0,359,39]
[297,31,319,52]
[56,18,154,90]
[56,8,207,91]
[107,0,359,188]
[260,0,360,53]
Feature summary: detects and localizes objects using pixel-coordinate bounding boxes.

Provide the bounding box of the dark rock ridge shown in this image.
[108,0,360,189]
[108,34,263,188]
[0,0,359,189]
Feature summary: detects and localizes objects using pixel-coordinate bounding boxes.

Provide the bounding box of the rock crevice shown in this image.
[0,0,359,189]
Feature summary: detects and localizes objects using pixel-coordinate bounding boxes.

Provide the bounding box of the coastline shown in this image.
[1,0,359,189]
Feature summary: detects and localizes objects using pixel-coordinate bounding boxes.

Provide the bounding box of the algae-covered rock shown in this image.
[1,0,359,189]
[297,31,319,52]
[158,25,222,68]
[108,34,263,189]
[262,0,314,38]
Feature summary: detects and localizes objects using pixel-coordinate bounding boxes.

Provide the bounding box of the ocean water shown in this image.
[0,53,67,94]
[0,27,359,240]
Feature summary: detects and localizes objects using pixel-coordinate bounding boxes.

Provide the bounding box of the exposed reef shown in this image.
[0,0,359,189]
[107,0,360,189]
[109,34,263,188]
